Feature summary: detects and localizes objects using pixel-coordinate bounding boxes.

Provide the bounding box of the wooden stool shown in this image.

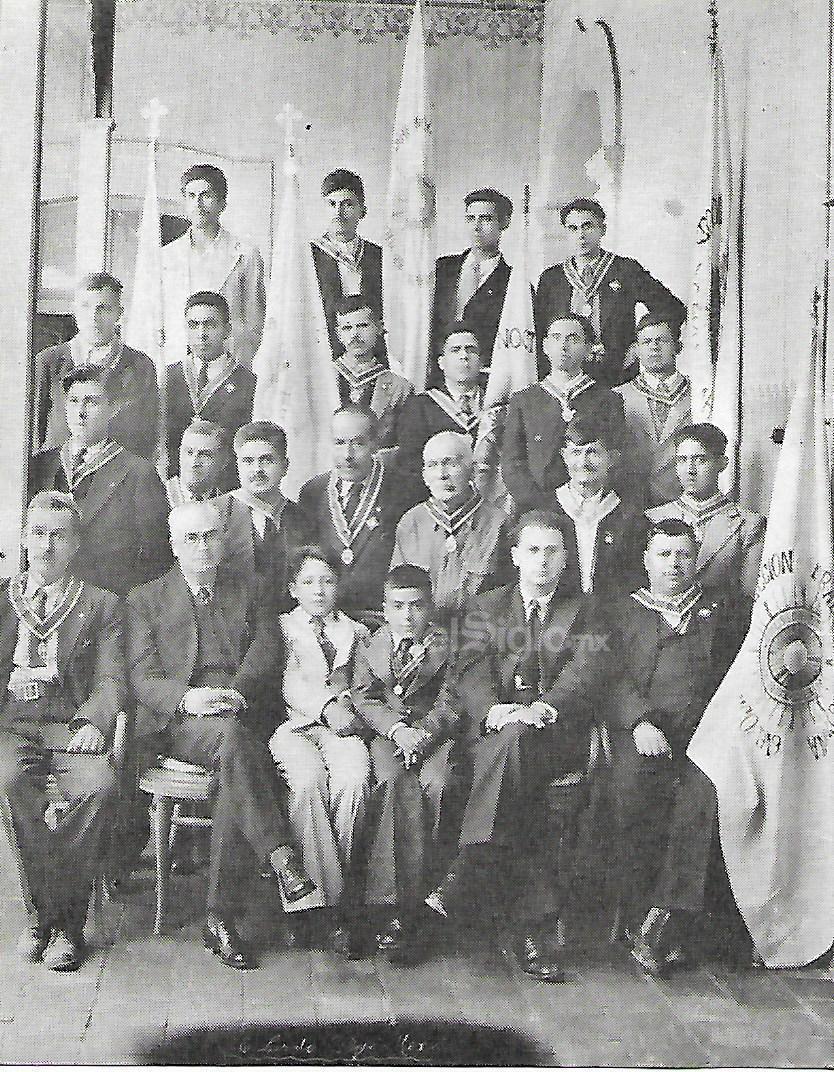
[138,764,217,935]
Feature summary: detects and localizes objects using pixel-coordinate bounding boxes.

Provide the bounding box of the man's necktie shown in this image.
[392,637,413,678]
[31,588,48,620]
[341,483,362,525]
[196,358,210,395]
[311,616,337,674]
[520,603,543,691]
[197,586,213,607]
[580,262,596,288]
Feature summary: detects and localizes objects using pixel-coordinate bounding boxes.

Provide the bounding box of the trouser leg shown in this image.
[655,759,719,915]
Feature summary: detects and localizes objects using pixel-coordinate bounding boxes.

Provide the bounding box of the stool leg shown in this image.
[152,796,174,936]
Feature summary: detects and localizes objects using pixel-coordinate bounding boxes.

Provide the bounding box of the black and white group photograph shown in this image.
[0,0,832,1064]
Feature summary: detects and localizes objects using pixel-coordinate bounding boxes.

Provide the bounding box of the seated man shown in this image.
[299,405,413,626]
[166,420,230,508]
[647,423,764,598]
[395,324,485,493]
[0,492,124,972]
[353,565,460,963]
[553,414,647,597]
[535,198,685,387]
[425,511,611,980]
[270,545,372,957]
[127,502,314,971]
[391,431,513,618]
[216,421,312,611]
[33,271,159,460]
[501,313,626,511]
[166,291,256,491]
[333,295,413,452]
[617,313,691,508]
[430,188,513,377]
[29,366,172,596]
[162,163,266,369]
[607,519,748,975]
[312,169,383,360]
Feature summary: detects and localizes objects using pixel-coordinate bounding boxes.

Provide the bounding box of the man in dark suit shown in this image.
[552,413,647,597]
[127,501,315,970]
[165,291,256,491]
[607,518,748,975]
[215,421,313,610]
[535,198,685,387]
[430,189,513,378]
[353,565,461,962]
[311,170,383,360]
[29,366,172,597]
[501,313,626,511]
[33,272,159,460]
[425,511,611,979]
[299,406,413,626]
[0,492,124,971]
[395,324,486,494]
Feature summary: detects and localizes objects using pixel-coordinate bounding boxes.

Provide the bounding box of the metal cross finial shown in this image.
[141,97,168,140]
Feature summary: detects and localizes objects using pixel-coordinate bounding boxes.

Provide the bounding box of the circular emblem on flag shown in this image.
[758,605,824,705]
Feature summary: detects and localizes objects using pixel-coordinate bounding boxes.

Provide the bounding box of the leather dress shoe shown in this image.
[276,852,316,904]
[518,933,565,983]
[43,930,85,972]
[203,915,256,970]
[376,916,420,963]
[330,922,367,960]
[424,868,463,919]
[17,916,52,962]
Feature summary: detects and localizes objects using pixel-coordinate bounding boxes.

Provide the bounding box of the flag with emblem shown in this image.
[382,0,436,391]
[125,98,168,478]
[253,106,339,497]
[687,291,834,968]
[680,23,733,425]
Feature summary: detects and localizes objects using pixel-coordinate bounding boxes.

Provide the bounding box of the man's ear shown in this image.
[358,203,367,221]
[510,545,520,570]
[717,455,729,474]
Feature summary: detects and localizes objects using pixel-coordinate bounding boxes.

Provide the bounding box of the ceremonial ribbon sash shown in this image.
[9,575,84,685]
[562,250,616,315]
[631,583,704,635]
[391,635,435,697]
[69,334,123,375]
[61,440,124,492]
[183,354,238,413]
[334,357,386,403]
[678,494,733,532]
[165,477,220,508]
[327,456,384,564]
[631,372,690,409]
[425,388,483,437]
[539,373,595,420]
[312,234,366,274]
[425,489,483,552]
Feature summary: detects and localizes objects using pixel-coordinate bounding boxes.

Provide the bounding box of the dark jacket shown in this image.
[430,251,511,375]
[311,239,384,359]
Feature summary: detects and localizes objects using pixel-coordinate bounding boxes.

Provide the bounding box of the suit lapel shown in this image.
[403,630,447,698]
[56,586,91,675]
[367,626,395,685]
[698,509,743,572]
[467,254,507,306]
[166,569,199,679]
[542,595,582,661]
[75,452,131,520]
[596,254,619,332]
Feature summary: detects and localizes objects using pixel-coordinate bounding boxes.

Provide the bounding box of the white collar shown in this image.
[640,368,684,392]
[519,585,557,616]
[559,483,619,516]
[542,370,586,394]
[444,382,480,404]
[462,248,501,275]
[24,573,68,599]
[181,569,217,599]
[680,491,726,513]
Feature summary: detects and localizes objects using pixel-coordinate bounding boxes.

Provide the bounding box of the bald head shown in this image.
[422,431,475,506]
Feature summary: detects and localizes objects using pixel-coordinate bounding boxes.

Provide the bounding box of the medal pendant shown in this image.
[349,388,364,404]
[393,684,403,696]
[514,674,525,691]
[445,534,457,552]
[581,303,593,318]
[341,547,355,566]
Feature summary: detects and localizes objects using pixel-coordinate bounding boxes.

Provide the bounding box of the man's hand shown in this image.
[632,721,672,758]
[67,724,106,753]
[485,703,521,732]
[528,700,558,725]
[180,687,241,718]
[324,700,360,737]
[391,724,425,768]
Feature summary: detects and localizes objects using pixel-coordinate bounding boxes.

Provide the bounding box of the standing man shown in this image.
[395,324,485,492]
[647,423,764,598]
[501,313,625,511]
[0,492,124,972]
[33,272,159,460]
[312,170,383,360]
[535,199,685,387]
[299,406,413,626]
[391,431,513,619]
[333,296,413,453]
[166,420,230,508]
[29,367,172,596]
[162,163,266,368]
[425,512,610,979]
[618,313,691,508]
[215,421,312,609]
[127,502,315,970]
[165,291,256,491]
[430,189,513,376]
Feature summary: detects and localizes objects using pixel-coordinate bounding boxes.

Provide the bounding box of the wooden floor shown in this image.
[0,837,832,1066]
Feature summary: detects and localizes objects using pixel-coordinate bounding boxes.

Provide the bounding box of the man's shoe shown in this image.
[276,852,316,904]
[203,915,257,970]
[630,907,687,978]
[376,916,421,964]
[518,933,566,983]
[17,918,52,963]
[43,930,85,972]
[330,922,367,960]
[424,868,464,919]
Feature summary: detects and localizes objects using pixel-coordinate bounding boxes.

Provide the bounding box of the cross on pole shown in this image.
[141,97,168,140]
[277,103,304,175]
